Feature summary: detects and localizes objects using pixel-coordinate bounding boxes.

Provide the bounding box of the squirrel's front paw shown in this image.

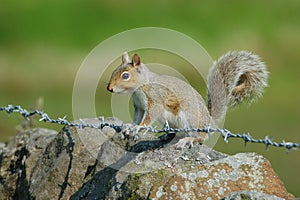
[175,137,204,149]
[122,123,147,140]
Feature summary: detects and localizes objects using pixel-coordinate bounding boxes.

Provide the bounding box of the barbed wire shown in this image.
[0,104,299,151]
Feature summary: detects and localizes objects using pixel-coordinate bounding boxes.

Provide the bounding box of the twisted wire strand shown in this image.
[1,105,299,150]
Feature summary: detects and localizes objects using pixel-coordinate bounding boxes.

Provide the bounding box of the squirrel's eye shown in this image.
[121,72,130,80]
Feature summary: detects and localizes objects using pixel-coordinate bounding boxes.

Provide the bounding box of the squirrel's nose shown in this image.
[107,84,113,92]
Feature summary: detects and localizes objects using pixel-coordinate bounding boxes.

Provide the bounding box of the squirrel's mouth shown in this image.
[107,85,127,94]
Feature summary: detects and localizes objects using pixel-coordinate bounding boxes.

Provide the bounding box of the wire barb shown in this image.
[0,104,300,151]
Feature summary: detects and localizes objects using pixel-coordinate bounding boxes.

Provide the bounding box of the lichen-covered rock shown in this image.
[222,191,286,200]
[123,152,293,200]
[0,117,295,199]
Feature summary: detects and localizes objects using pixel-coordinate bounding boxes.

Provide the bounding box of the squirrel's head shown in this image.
[107,52,145,93]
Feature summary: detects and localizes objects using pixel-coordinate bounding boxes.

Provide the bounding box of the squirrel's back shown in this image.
[133,73,211,127]
[207,51,268,125]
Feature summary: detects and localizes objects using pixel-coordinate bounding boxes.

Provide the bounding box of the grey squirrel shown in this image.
[107,51,268,148]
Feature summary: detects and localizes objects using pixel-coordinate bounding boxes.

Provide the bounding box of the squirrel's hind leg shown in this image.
[174,132,207,149]
[174,137,204,149]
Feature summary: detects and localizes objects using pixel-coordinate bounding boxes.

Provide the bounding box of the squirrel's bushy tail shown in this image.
[207,51,268,125]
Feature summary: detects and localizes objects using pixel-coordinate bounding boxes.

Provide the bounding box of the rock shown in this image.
[0,117,295,199]
[221,191,286,200]
[0,128,58,200]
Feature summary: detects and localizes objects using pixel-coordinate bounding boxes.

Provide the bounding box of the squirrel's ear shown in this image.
[132,54,140,67]
[122,52,130,64]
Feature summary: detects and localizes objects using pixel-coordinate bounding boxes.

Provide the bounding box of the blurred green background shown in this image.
[1,0,299,196]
